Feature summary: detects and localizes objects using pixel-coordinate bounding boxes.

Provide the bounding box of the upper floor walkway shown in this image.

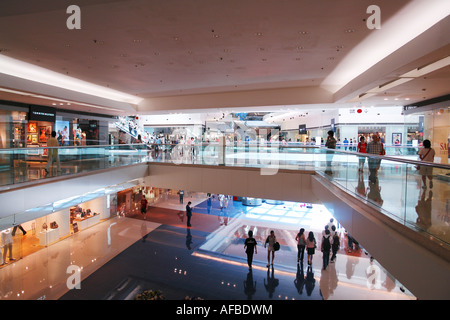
[1,142,448,248]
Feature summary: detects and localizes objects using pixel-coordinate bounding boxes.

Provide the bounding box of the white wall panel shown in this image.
[146,163,317,203]
[0,163,148,220]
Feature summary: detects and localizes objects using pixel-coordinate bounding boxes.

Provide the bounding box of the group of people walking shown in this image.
[295,219,340,270]
[244,230,278,270]
[244,218,341,271]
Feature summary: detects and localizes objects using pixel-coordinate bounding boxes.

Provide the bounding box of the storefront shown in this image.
[0,194,115,268]
[404,102,450,165]
[117,186,171,216]
[0,101,113,149]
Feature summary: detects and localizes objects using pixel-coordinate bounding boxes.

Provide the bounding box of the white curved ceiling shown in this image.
[0,0,449,116]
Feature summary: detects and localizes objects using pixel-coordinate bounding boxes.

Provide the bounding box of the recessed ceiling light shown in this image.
[255,32,263,36]
[345,29,355,33]
[298,31,308,35]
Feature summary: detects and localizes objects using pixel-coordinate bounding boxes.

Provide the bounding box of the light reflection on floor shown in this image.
[196,199,415,300]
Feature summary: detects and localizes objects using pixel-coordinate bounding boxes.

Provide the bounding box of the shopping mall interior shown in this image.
[0,0,449,305]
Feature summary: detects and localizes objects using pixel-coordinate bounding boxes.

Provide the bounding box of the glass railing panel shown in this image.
[404,163,450,244]
[0,144,148,187]
[146,142,449,246]
[2,142,448,247]
[314,148,449,246]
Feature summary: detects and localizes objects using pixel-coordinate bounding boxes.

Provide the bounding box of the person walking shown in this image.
[140,195,148,219]
[44,131,61,175]
[295,228,306,263]
[264,230,277,267]
[417,139,435,189]
[244,230,258,270]
[366,134,385,183]
[306,231,316,265]
[357,136,367,171]
[186,201,192,227]
[331,230,340,263]
[321,229,332,270]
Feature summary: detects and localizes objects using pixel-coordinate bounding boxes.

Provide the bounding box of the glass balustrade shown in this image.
[146,142,449,247]
[1,142,448,247]
[0,144,148,187]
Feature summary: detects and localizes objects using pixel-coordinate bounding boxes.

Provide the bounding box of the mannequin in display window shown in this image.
[1,228,14,264]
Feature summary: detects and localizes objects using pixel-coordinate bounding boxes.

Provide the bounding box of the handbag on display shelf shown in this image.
[42,222,48,230]
[50,221,59,229]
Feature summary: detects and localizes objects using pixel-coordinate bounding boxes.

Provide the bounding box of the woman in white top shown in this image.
[264,230,277,267]
[418,139,435,189]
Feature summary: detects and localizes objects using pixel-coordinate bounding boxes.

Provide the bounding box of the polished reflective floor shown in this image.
[0,192,414,300]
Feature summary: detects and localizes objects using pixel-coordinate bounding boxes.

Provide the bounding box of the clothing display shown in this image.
[1,229,14,263]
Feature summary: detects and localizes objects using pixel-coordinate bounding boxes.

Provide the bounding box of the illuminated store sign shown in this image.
[29,106,56,122]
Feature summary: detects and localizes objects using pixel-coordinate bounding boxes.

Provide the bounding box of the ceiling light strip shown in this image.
[0,87,123,112]
[0,54,142,105]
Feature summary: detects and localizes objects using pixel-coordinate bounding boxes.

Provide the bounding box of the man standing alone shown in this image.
[186,201,192,227]
[44,131,61,175]
[325,130,337,174]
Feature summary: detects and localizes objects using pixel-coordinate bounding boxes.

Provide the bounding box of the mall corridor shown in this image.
[0,191,410,301]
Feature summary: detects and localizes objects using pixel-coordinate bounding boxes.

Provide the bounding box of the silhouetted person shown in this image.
[325,130,336,175]
[186,201,192,227]
[244,230,257,270]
